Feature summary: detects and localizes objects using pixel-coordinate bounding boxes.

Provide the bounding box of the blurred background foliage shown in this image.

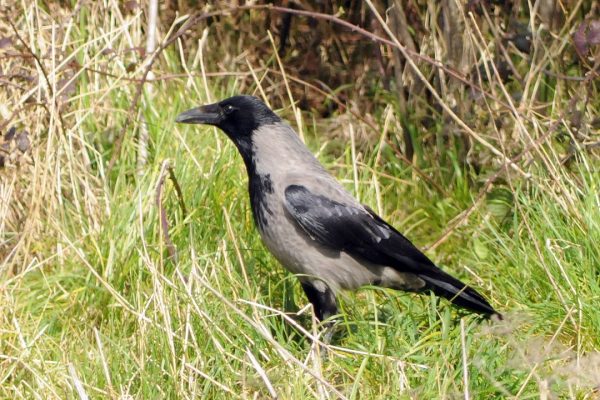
[153,0,599,166]
[2,0,598,177]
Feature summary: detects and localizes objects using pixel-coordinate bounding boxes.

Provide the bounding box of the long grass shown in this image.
[1,1,598,399]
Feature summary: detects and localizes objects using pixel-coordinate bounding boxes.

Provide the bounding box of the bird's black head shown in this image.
[175,95,281,141]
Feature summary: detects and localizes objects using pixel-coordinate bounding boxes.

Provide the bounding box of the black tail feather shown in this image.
[419,271,500,317]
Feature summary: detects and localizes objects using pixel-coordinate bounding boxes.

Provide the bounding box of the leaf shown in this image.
[57,76,77,99]
[588,20,600,45]
[573,21,589,56]
[0,36,12,49]
[486,187,513,220]
[124,1,139,12]
[4,126,16,141]
[573,19,600,57]
[16,132,30,153]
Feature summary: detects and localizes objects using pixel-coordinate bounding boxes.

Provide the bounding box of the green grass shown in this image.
[1,2,599,399]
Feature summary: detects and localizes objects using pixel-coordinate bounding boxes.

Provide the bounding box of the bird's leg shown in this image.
[300,280,337,322]
[300,280,338,347]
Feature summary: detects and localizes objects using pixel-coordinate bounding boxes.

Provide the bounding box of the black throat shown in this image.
[234,138,274,231]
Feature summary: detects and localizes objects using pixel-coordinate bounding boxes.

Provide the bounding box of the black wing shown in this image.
[284,185,497,316]
[284,185,436,272]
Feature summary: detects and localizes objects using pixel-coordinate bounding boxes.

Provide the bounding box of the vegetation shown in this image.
[0,1,598,398]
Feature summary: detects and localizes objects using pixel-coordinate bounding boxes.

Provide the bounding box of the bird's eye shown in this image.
[223,105,235,115]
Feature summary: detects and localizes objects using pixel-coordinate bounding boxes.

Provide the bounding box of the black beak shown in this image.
[175,104,222,125]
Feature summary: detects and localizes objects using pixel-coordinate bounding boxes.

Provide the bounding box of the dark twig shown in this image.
[167,164,188,217]
[156,161,177,260]
[541,68,597,82]
[386,141,448,196]
[277,2,294,56]
[155,160,187,261]
[7,19,66,134]
[81,67,249,83]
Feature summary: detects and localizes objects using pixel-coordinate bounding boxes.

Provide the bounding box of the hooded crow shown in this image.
[176,95,499,322]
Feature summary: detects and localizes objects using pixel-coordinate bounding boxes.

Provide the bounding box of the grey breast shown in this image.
[246,123,385,290]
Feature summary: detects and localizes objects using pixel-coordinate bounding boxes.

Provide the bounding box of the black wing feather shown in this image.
[285,185,434,273]
[284,185,498,316]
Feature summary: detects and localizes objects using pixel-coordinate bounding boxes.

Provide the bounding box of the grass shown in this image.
[1,1,599,399]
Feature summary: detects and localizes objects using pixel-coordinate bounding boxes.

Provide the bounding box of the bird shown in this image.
[176,95,499,323]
